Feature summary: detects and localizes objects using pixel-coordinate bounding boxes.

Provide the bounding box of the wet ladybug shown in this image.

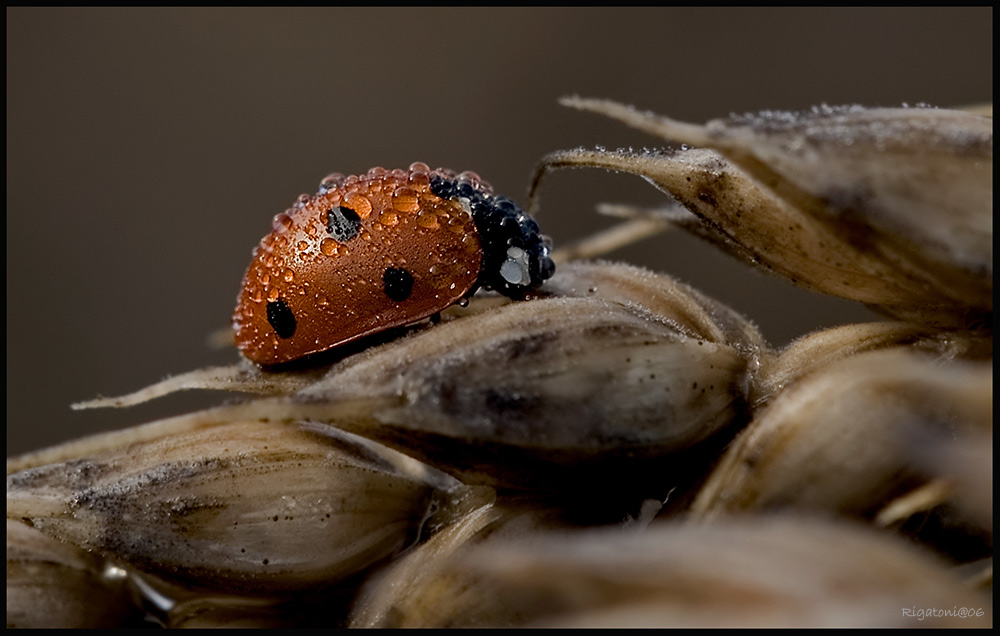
[233,163,555,366]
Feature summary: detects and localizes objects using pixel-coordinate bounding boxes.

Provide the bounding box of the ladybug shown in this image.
[233,162,555,366]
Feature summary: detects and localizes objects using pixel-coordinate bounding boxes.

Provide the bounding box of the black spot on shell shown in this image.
[383,267,414,302]
[266,300,296,339]
[326,206,361,242]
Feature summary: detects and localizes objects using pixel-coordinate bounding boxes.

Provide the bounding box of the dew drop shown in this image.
[380,211,399,226]
[456,171,482,190]
[408,171,430,189]
[297,240,309,252]
[267,287,280,302]
[272,213,293,233]
[344,193,373,218]
[392,186,421,212]
[319,173,346,193]
[417,213,439,229]
[320,238,338,256]
[283,268,295,282]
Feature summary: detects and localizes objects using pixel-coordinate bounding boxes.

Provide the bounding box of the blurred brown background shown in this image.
[7,8,992,456]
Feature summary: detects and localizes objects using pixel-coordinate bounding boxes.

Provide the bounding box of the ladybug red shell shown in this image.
[233,162,555,366]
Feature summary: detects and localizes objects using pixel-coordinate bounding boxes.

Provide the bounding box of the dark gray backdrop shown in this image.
[7,8,992,455]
